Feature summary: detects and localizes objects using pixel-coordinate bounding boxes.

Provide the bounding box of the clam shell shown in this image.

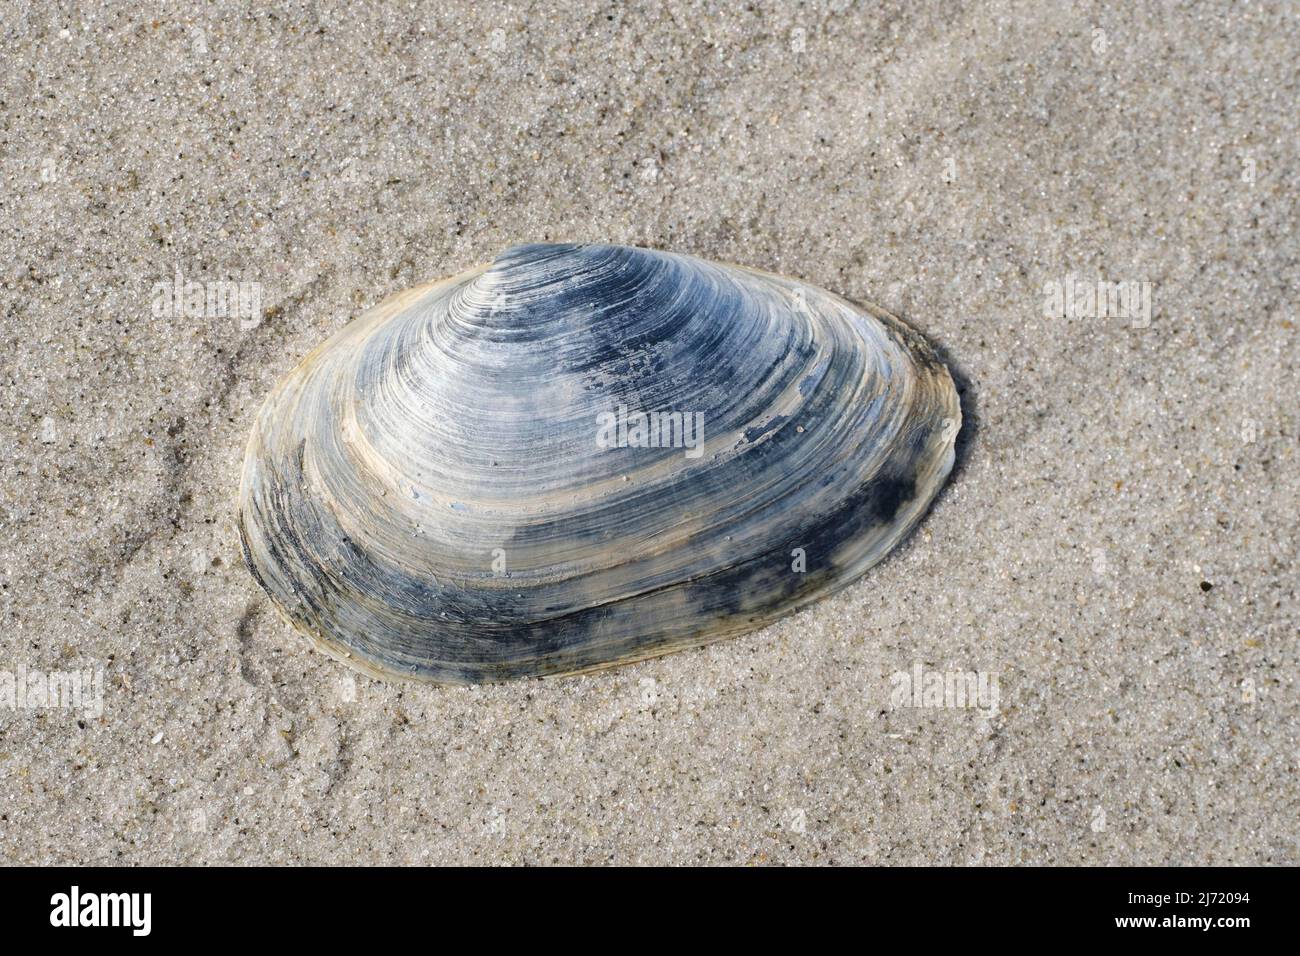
[239,243,960,683]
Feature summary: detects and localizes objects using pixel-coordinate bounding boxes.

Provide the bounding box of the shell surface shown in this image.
[239,243,960,683]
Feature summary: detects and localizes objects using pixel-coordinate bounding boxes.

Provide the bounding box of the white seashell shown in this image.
[239,243,960,683]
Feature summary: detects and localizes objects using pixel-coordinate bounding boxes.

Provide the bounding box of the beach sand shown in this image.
[0,0,1295,863]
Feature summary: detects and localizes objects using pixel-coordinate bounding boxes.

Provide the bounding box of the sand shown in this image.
[0,0,1295,864]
